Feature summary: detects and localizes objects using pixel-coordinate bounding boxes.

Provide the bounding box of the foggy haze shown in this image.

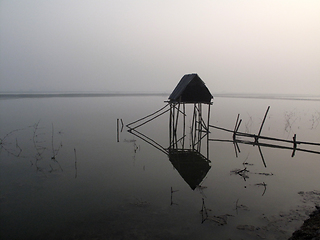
[1,0,319,95]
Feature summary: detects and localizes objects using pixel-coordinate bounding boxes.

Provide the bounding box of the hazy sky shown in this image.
[1,0,319,94]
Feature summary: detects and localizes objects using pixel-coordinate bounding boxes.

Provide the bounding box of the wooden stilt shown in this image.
[198,103,202,152]
[174,103,180,149]
[207,104,211,160]
[183,103,186,149]
[191,104,196,149]
[169,104,172,148]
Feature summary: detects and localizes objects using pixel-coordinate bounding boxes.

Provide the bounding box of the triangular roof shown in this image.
[169,73,213,104]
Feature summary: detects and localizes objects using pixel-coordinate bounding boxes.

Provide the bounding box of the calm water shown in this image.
[0,95,319,239]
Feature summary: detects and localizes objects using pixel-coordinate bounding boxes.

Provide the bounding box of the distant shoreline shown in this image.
[213,93,320,101]
[0,92,319,101]
[0,92,169,99]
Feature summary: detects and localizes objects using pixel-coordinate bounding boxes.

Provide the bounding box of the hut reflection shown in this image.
[169,149,211,190]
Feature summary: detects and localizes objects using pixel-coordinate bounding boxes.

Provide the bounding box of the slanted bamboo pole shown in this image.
[126,103,169,127]
[128,108,170,130]
[257,106,270,140]
[234,114,240,132]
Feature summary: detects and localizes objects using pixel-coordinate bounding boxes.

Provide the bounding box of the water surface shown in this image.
[1,94,320,239]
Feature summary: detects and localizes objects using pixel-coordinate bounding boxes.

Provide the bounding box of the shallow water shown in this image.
[0,95,319,239]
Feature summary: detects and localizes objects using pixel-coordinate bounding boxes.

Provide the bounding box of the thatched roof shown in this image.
[169,73,213,104]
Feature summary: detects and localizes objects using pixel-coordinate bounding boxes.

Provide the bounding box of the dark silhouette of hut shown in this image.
[168,73,213,159]
[169,73,213,104]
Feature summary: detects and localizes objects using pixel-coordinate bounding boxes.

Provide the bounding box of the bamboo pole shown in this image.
[183,103,186,149]
[257,106,270,139]
[174,103,180,149]
[172,103,176,149]
[129,108,170,130]
[292,134,297,157]
[191,104,196,149]
[207,103,211,160]
[169,104,172,149]
[126,103,169,127]
[198,103,202,152]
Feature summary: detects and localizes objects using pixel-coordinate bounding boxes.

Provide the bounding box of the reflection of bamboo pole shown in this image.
[120,119,124,132]
[233,141,240,158]
[170,187,179,205]
[117,119,119,142]
[201,198,208,223]
[74,148,78,178]
[129,129,168,155]
[51,123,55,159]
[258,145,267,167]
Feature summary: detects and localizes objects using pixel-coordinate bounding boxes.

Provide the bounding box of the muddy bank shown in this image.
[234,190,320,239]
[289,206,320,240]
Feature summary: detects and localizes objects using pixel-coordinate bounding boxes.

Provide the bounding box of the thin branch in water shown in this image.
[51,123,55,159]
[74,148,78,178]
[201,198,209,223]
[235,198,249,215]
[170,187,179,205]
[255,182,267,196]
[310,111,320,130]
[242,154,253,167]
[230,167,249,181]
[15,138,22,157]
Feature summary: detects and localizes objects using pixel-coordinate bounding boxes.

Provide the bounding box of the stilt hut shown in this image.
[168,73,213,161]
[126,73,213,189]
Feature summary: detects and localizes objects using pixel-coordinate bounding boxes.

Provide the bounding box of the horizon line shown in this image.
[0,91,319,101]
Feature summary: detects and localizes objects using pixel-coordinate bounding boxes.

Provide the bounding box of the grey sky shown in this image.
[1,0,319,94]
